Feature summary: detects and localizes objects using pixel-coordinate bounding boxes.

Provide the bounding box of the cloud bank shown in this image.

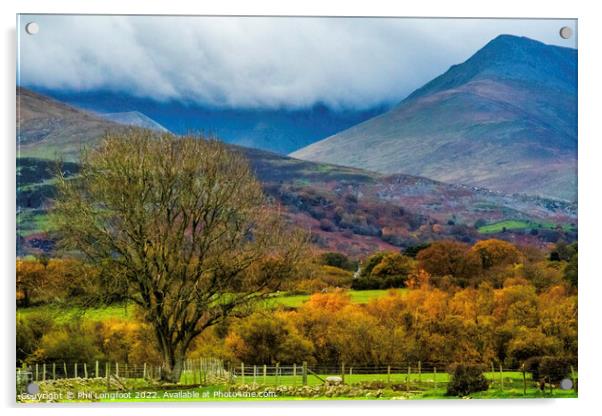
[18,15,577,109]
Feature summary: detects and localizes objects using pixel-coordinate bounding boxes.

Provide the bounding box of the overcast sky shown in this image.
[18,15,577,110]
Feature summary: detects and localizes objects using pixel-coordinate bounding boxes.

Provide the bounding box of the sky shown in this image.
[17,15,577,110]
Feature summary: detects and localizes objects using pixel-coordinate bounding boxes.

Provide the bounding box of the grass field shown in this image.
[17,289,402,323]
[17,303,134,323]
[98,387,576,402]
[16,210,53,237]
[267,289,404,308]
[221,370,536,387]
[26,373,577,402]
[477,219,575,234]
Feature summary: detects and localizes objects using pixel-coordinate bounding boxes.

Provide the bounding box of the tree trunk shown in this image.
[161,351,184,383]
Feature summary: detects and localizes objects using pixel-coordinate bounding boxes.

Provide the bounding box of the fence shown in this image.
[20,358,226,387]
[229,361,578,394]
[18,359,578,394]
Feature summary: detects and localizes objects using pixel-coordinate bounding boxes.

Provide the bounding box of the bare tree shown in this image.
[53,130,307,382]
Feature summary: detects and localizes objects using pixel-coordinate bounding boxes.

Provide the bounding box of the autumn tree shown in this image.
[416,240,481,286]
[16,259,45,306]
[353,252,414,289]
[471,239,522,270]
[225,311,313,365]
[52,130,306,382]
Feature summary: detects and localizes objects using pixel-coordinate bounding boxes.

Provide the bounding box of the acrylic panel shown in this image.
[16,15,578,403]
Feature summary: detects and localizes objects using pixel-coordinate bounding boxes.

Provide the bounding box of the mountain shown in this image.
[17,87,125,160]
[291,35,578,201]
[16,88,576,257]
[26,88,388,155]
[97,111,169,132]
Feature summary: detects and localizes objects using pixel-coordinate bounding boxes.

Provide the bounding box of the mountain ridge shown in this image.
[16,87,576,257]
[97,111,170,133]
[291,35,577,201]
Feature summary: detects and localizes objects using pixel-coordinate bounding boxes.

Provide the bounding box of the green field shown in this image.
[17,289,402,323]
[221,370,538,387]
[477,219,575,234]
[22,371,577,402]
[267,289,404,308]
[17,303,134,323]
[17,210,53,237]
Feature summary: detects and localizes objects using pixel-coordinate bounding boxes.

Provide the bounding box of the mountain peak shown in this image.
[291,35,577,201]
[405,35,576,102]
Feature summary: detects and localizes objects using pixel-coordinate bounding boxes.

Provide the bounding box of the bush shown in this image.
[525,356,571,383]
[32,321,103,364]
[446,363,489,396]
[16,313,54,365]
[319,252,356,271]
[351,277,381,290]
[352,252,413,289]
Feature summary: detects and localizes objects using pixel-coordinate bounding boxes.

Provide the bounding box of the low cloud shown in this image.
[18,15,576,109]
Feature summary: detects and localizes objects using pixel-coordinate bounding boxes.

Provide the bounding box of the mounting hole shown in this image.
[560,378,573,390]
[26,382,40,394]
[559,26,573,40]
[25,22,39,35]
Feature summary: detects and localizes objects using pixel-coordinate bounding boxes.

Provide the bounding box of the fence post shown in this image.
[116,363,119,378]
[52,363,56,380]
[241,362,245,385]
[434,367,437,389]
[491,362,495,388]
[499,364,504,391]
[276,363,280,387]
[387,365,391,385]
[64,362,67,379]
[341,362,345,384]
[191,360,196,385]
[418,361,421,383]
[143,363,147,380]
[570,365,577,393]
[95,361,99,378]
[84,363,88,379]
[520,363,526,395]
[302,361,308,386]
[200,359,204,384]
[406,364,411,392]
[293,363,297,386]
[42,363,46,382]
[74,363,78,378]
[253,365,257,386]
[106,362,110,391]
[35,363,38,382]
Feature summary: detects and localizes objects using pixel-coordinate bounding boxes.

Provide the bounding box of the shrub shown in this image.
[32,321,103,364]
[446,363,489,396]
[351,277,381,290]
[525,356,571,383]
[353,252,413,289]
[319,252,356,271]
[16,313,54,365]
[225,312,314,365]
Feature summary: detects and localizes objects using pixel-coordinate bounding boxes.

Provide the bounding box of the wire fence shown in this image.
[17,359,578,394]
[18,358,226,385]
